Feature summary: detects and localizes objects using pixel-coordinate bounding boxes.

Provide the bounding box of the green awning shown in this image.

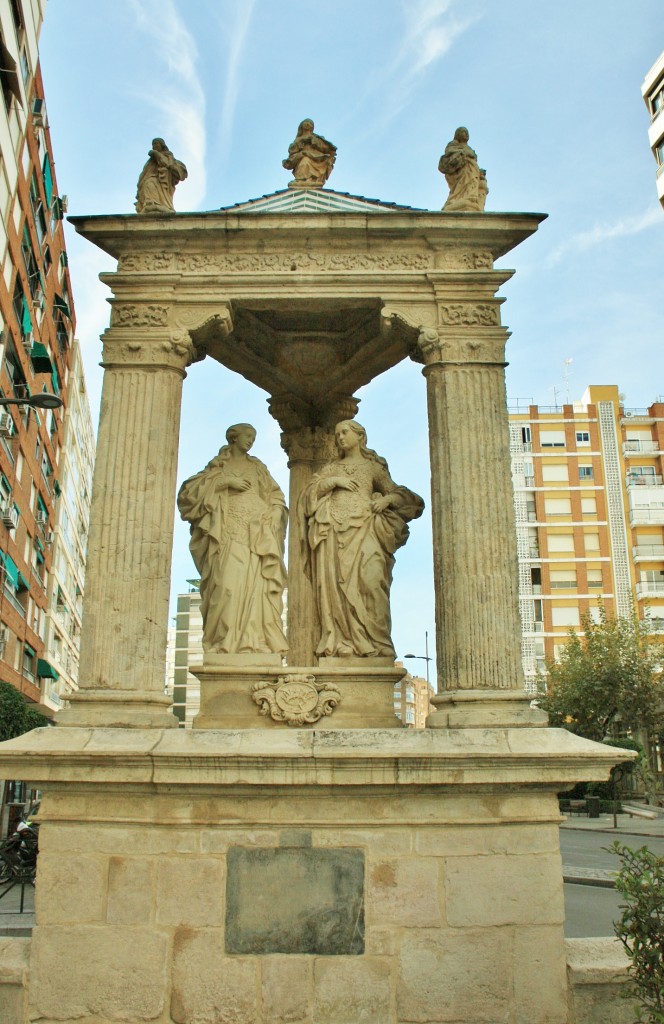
[1,552,19,588]
[20,295,32,336]
[54,294,70,319]
[42,154,53,205]
[53,480,61,497]
[30,342,53,375]
[51,366,59,394]
[37,658,59,680]
[17,571,29,591]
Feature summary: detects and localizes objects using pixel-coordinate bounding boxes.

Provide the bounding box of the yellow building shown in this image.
[642,49,664,211]
[510,385,664,688]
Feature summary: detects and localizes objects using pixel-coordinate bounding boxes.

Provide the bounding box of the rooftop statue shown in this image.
[282,118,337,189]
[439,127,488,212]
[303,421,424,659]
[135,138,188,214]
[177,424,288,656]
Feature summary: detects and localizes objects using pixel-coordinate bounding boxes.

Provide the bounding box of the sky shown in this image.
[38,0,664,673]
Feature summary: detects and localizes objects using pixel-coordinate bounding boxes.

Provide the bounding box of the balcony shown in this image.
[636,581,664,599]
[647,618,664,634]
[633,544,664,561]
[629,507,664,526]
[627,474,662,487]
[623,440,660,455]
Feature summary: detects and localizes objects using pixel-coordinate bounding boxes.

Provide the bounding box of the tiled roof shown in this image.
[217,188,426,215]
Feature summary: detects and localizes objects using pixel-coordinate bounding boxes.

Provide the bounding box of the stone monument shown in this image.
[0,128,633,1024]
[439,126,488,212]
[282,117,337,188]
[135,137,187,214]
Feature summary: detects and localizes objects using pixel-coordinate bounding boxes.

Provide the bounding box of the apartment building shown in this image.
[642,50,664,211]
[393,666,435,728]
[510,385,664,688]
[0,0,82,714]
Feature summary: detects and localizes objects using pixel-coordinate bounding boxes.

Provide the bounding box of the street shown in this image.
[561,827,664,938]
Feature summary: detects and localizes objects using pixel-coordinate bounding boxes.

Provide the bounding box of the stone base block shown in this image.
[57,690,179,728]
[193,661,405,729]
[429,687,549,728]
[0,726,632,1024]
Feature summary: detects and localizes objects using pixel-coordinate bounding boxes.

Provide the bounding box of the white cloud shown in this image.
[219,0,257,157]
[352,1,480,127]
[128,0,207,207]
[547,207,662,266]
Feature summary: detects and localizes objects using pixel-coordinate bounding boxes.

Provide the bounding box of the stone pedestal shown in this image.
[193,655,404,729]
[0,726,632,1024]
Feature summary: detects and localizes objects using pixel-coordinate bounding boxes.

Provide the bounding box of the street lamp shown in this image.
[0,393,63,410]
[404,630,432,685]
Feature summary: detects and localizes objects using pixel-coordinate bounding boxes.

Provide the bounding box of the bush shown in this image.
[610,842,664,1023]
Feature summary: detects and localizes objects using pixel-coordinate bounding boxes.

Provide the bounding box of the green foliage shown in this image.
[610,842,664,1023]
[0,681,47,741]
[539,606,664,743]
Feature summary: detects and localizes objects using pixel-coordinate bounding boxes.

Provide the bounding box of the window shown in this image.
[542,464,569,482]
[12,276,32,339]
[550,569,577,589]
[579,465,594,480]
[652,83,664,115]
[551,606,580,628]
[531,567,542,592]
[656,138,664,167]
[540,430,565,448]
[22,642,35,681]
[21,226,42,302]
[544,497,571,516]
[585,532,600,552]
[581,496,597,514]
[405,707,415,725]
[521,426,531,446]
[575,431,590,445]
[587,569,603,589]
[0,32,22,113]
[547,534,575,552]
[19,45,28,86]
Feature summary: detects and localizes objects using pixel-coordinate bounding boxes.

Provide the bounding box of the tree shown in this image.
[610,842,664,1024]
[539,606,664,745]
[0,681,47,741]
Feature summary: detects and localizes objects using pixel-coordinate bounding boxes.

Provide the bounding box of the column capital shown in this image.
[416,324,509,369]
[102,302,234,372]
[280,426,338,466]
[269,394,360,435]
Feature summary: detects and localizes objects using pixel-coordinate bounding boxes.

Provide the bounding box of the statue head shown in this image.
[226,423,256,451]
[335,420,367,457]
[454,127,470,143]
[152,137,167,151]
[298,119,315,135]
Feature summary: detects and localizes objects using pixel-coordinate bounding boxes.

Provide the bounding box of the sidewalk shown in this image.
[0,881,34,936]
[561,809,664,887]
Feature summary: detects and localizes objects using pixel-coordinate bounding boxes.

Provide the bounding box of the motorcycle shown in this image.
[0,802,40,888]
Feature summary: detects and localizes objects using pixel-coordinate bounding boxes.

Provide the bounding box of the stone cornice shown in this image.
[70,211,547,264]
[0,726,633,791]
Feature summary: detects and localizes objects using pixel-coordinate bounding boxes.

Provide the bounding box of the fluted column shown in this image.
[417,306,543,727]
[273,396,359,666]
[60,323,197,728]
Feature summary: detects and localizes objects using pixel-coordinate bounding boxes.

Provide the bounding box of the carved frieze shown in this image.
[111,303,169,328]
[438,303,500,327]
[280,427,339,464]
[170,252,433,274]
[381,303,438,333]
[119,253,176,273]
[434,249,493,270]
[252,674,342,726]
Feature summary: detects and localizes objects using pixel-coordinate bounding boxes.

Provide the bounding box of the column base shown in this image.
[193,657,404,729]
[428,688,548,728]
[57,690,179,729]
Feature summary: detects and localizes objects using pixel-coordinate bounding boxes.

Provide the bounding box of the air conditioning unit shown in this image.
[0,412,15,437]
[44,531,54,546]
[22,331,33,353]
[36,510,48,526]
[0,505,18,529]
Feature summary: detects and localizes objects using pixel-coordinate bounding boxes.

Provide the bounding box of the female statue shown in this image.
[282,118,337,189]
[303,421,424,659]
[177,424,288,655]
[135,138,188,214]
[438,126,488,212]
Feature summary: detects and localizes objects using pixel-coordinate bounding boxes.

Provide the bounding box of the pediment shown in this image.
[219,189,423,216]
